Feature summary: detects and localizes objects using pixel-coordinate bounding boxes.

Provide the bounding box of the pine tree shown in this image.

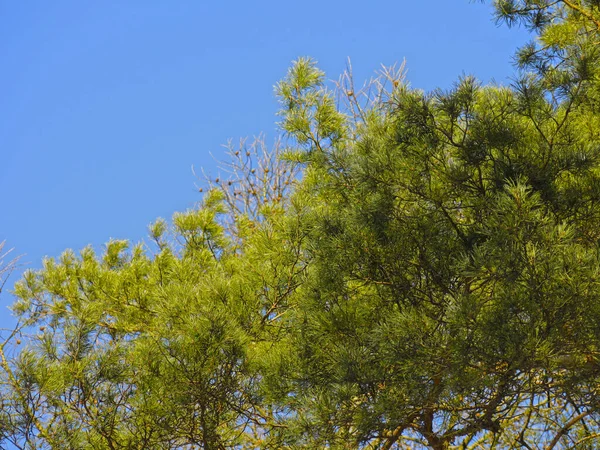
[263,1,600,447]
[2,1,600,448]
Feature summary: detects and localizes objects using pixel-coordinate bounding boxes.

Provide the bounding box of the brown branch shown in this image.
[566,432,600,449]
[380,416,418,450]
[545,410,591,450]
[562,0,600,28]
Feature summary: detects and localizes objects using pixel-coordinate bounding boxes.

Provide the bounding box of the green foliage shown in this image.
[2,2,600,448]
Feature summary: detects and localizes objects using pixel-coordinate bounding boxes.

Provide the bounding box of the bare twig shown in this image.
[193,134,300,240]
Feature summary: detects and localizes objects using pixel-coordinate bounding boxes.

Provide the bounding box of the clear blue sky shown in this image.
[0,1,529,328]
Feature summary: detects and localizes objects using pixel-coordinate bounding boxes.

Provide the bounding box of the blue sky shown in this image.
[0,1,529,329]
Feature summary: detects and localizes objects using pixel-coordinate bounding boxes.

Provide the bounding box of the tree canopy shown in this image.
[2,1,600,448]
